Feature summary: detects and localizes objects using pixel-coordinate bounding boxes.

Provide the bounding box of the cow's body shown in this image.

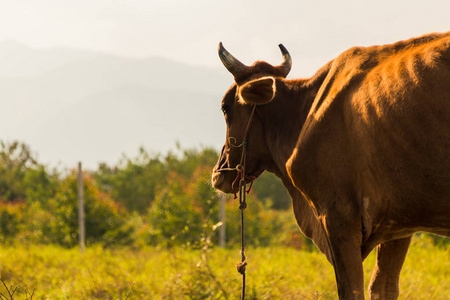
[292,32,450,247]
[212,32,450,299]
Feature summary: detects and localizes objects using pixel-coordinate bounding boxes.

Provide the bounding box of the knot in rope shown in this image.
[239,201,247,210]
[236,259,247,275]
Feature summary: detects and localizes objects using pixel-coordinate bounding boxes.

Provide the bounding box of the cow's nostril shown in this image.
[217,145,228,170]
[219,156,227,169]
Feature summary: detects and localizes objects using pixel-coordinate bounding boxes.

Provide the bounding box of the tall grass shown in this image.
[0,235,448,299]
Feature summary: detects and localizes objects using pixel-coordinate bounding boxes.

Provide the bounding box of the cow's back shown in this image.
[347,32,450,231]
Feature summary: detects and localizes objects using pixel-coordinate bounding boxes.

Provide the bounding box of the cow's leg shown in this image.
[324,217,365,300]
[368,236,411,300]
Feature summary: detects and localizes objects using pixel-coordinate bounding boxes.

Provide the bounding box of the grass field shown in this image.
[0,235,448,299]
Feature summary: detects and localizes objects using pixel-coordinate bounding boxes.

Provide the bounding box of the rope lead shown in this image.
[237,178,247,299]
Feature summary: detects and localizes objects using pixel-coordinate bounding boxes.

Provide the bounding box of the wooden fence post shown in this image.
[77,162,85,252]
[219,193,226,248]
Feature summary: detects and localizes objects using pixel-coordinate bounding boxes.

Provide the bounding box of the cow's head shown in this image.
[212,43,292,194]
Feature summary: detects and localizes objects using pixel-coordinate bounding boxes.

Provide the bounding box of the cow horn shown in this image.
[218,42,248,78]
[277,44,292,77]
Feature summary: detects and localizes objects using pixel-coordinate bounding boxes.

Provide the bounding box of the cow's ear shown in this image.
[238,76,276,105]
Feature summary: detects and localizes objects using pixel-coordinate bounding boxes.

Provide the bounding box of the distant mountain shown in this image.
[0,40,98,79]
[0,41,231,168]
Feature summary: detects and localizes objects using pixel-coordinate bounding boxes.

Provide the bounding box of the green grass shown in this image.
[0,236,448,299]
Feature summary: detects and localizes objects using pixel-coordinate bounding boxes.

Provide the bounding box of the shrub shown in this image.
[147,178,204,248]
[0,200,24,242]
[147,165,220,248]
[37,171,130,247]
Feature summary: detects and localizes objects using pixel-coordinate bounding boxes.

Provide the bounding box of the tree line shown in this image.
[1,140,448,249]
[0,140,313,249]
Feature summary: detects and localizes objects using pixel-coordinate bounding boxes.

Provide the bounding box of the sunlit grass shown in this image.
[0,236,448,299]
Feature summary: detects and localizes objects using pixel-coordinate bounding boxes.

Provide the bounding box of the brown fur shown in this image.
[212,32,450,300]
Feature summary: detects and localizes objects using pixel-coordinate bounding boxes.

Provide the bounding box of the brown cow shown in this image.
[212,32,450,299]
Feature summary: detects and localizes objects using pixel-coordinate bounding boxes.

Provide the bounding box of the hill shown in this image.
[0,41,230,168]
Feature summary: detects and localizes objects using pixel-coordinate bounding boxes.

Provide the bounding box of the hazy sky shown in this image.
[2,0,450,77]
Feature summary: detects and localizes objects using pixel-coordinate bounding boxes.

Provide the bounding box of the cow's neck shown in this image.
[259,61,334,256]
[262,60,333,178]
